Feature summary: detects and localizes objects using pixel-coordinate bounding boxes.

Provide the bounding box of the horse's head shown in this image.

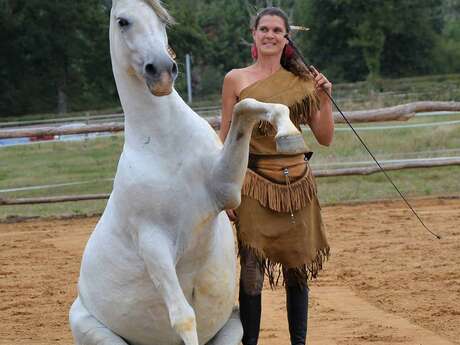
[110,0,177,96]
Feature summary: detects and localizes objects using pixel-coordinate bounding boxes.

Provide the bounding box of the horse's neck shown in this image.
[115,71,191,151]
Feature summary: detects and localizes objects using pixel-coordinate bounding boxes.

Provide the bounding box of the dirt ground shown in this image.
[1,197,459,345]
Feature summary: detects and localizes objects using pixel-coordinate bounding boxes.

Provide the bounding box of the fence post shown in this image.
[186,54,192,104]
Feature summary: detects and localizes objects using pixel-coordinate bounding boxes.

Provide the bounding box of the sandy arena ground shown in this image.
[1,197,459,345]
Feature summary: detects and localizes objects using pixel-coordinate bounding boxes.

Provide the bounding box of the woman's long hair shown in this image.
[253,7,311,80]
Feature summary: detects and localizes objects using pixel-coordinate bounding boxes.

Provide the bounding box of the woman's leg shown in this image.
[284,269,309,345]
[239,247,264,345]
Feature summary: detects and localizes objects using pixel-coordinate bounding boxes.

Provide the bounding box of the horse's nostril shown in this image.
[171,63,178,77]
[145,64,156,75]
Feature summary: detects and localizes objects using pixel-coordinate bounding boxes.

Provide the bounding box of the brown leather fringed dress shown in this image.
[236,67,330,287]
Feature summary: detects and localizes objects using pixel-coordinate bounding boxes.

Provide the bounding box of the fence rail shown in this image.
[0,194,109,206]
[2,101,460,206]
[0,106,221,128]
[314,156,460,177]
[0,122,124,139]
[1,101,460,139]
[2,157,459,206]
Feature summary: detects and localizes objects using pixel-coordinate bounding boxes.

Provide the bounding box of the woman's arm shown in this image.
[308,66,334,146]
[219,71,239,143]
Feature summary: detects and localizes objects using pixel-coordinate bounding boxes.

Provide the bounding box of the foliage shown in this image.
[0,0,459,117]
[303,0,446,82]
[0,0,116,116]
[434,0,460,74]
[380,0,443,78]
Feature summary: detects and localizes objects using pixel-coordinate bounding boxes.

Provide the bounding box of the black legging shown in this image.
[239,246,307,294]
[239,247,309,345]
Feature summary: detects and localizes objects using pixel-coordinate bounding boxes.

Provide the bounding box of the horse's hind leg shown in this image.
[205,308,243,345]
[69,297,129,345]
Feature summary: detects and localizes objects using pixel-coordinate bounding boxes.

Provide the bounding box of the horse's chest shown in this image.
[116,157,211,208]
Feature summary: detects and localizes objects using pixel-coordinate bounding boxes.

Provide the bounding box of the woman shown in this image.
[219,7,334,345]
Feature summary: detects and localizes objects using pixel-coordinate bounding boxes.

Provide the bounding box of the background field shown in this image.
[1,73,459,219]
[1,112,459,220]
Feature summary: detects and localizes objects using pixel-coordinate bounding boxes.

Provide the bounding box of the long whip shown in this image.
[285,35,441,240]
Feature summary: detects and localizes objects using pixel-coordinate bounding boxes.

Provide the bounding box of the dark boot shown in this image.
[286,285,309,345]
[239,284,262,345]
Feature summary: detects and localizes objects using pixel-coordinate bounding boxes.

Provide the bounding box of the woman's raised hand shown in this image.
[309,65,332,95]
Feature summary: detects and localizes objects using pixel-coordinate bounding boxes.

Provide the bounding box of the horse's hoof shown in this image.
[276,134,307,154]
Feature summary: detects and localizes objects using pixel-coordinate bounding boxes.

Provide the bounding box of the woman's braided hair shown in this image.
[253,7,311,80]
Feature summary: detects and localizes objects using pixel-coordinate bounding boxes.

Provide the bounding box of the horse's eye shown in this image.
[117,18,130,28]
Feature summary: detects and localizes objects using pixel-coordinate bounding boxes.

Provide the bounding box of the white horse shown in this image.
[69,1,306,345]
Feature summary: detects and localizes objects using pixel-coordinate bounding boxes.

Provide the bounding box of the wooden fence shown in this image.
[1,101,460,205]
[1,101,460,138]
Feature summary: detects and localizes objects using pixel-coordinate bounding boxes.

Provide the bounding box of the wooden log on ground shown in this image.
[314,157,460,177]
[209,101,460,129]
[333,101,460,124]
[0,194,109,205]
[1,101,459,138]
[0,123,124,139]
[1,158,459,205]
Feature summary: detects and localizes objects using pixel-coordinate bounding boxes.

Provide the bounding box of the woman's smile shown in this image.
[253,15,288,56]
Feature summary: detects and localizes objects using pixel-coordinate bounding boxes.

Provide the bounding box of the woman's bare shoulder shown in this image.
[224,66,257,96]
[225,66,253,82]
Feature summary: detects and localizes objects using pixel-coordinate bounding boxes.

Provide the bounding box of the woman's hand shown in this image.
[309,65,332,96]
[226,209,238,222]
[307,65,334,146]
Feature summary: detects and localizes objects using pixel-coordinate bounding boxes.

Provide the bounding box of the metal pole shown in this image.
[186,54,192,104]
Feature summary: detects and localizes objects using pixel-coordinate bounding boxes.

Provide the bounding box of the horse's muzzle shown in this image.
[147,71,174,96]
[145,59,177,96]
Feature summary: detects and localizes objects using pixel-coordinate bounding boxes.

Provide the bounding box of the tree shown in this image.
[380,0,443,78]
[346,1,392,81]
[298,0,444,82]
[434,0,460,74]
[0,1,24,115]
[2,0,459,117]
[297,0,368,82]
[0,0,114,117]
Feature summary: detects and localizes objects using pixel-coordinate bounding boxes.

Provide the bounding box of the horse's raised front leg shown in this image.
[205,308,243,345]
[69,297,129,345]
[212,98,306,210]
[138,227,199,345]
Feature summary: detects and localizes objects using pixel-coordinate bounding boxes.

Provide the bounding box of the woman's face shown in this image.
[253,15,288,58]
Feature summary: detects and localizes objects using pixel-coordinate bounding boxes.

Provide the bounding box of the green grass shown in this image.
[0,136,123,220]
[303,113,460,204]
[306,113,460,164]
[0,200,110,221]
[1,112,459,219]
[316,167,460,204]
[0,136,123,192]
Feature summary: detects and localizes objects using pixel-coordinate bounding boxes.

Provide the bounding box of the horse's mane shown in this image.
[142,0,175,26]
